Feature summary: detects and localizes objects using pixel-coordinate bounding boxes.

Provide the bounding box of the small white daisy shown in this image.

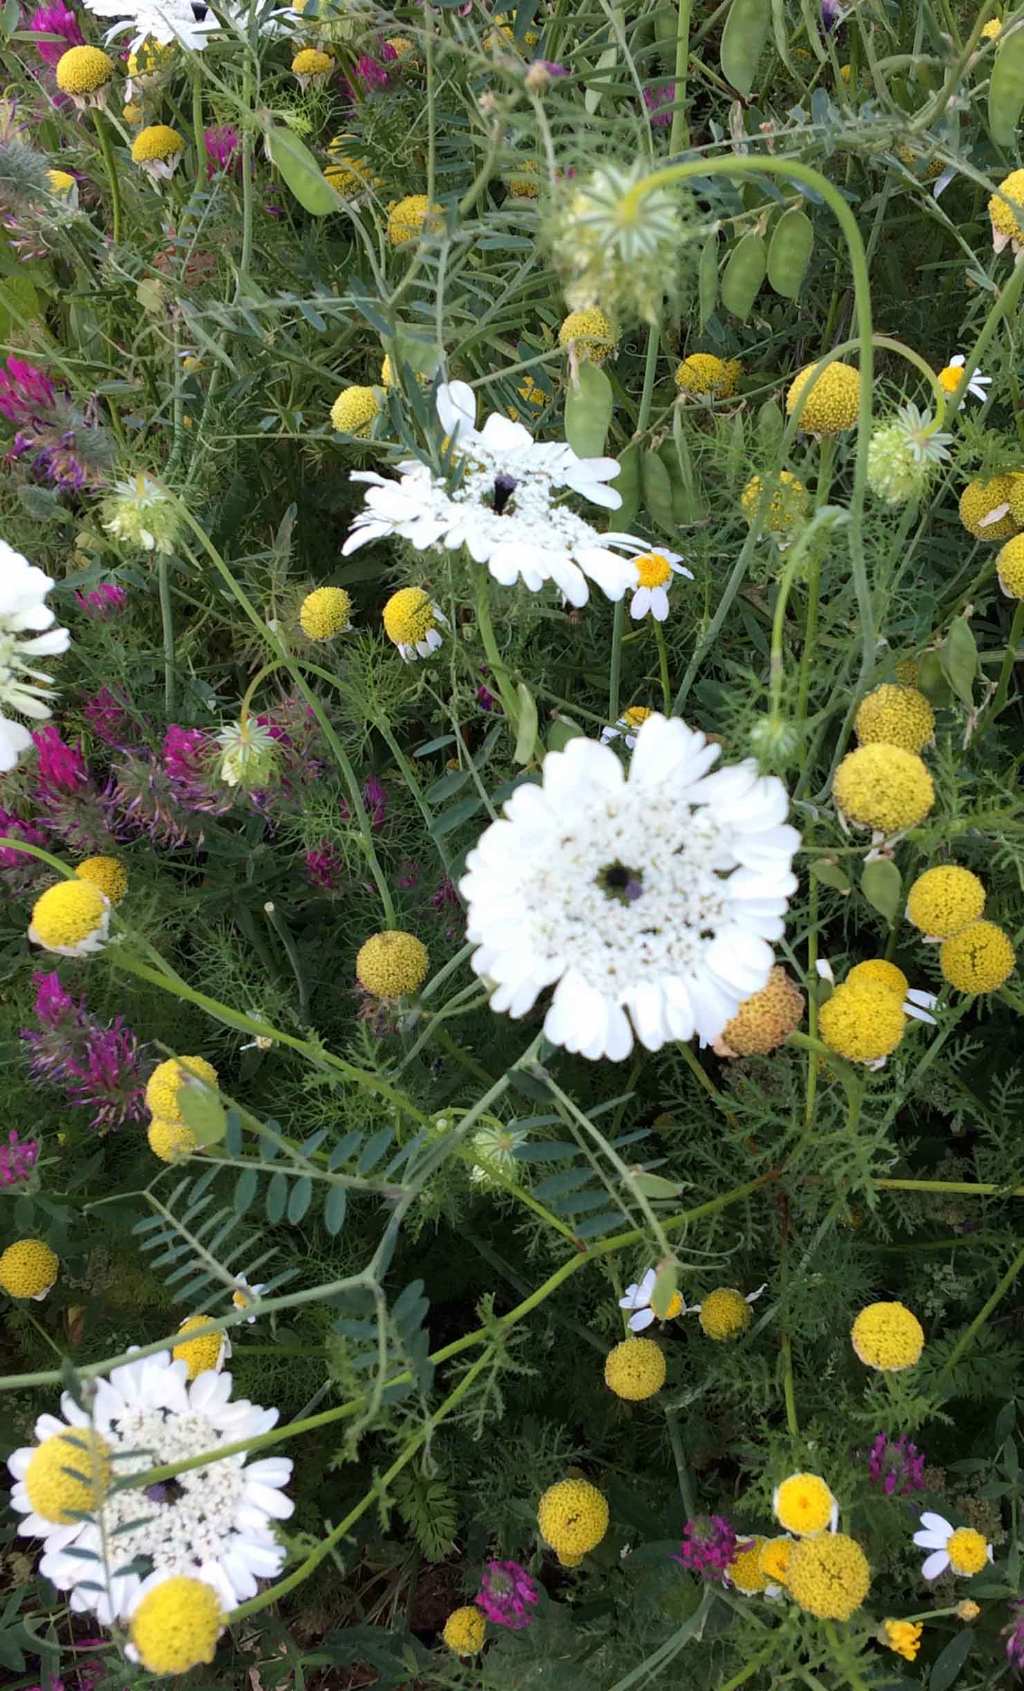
[622,545,693,622]
[231,1276,267,1323]
[937,354,991,407]
[912,1513,993,1581]
[600,706,654,750]
[618,1266,685,1331]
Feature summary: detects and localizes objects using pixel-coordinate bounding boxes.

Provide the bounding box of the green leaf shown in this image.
[641,449,676,534]
[287,1176,313,1224]
[811,860,851,894]
[651,1261,679,1317]
[860,858,902,924]
[178,1081,226,1147]
[0,274,39,340]
[513,681,539,765]
[266,1171,288,1224]
[564,361,613,458]
[324,1184,347,1237]
[266,125,341,216]
[611,442,641,531]
[767,207,814,299]
[698,231,718,328]
[941,616,978,707]
[989,24,1024,147]
[233,1169,258,1213]
[929,1628,973,1691]
[720,232,767,321]
[547,715,584,752]
[633,1174,683,1199]
[721,0,770,96]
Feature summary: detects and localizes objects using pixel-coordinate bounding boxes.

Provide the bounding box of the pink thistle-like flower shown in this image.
[1006,1602,1024,1674]
[430,875,459,911]
[643,82,674,128]
[305,843,342,890]
[475,1560,539,1631]
[867,1433,926,1496]
[75,582,127,618]
[26,2,84,66]
[0,806,47,872]
[32,969,77,1026]
[0,356,56,424]
[354,52,391,90]
[32,726,87,796]
[83,686,132,747]
[204,123,240,176]
[676,1515,738,1581]
[0,1128,39,1187]
[22,971,146,1132]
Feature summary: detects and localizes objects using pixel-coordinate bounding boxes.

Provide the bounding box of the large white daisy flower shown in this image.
[8,1350,293,1624]
[460,713,800,1060]
[342,382,651,607]
[83,0,289,52]
[0,541,70,773]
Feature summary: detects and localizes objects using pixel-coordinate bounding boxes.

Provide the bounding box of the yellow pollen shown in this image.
[634,552,672,589]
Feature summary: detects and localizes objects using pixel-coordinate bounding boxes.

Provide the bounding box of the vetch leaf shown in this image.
[928,1629,973,1691]
[564,361,613,458]
[941,616,978,707]
[861,859,902,924]
[513,682,539,765]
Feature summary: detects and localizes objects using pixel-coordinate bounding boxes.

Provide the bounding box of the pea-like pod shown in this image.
[266,123,340,215]
[698,231,718,329]
[611,443,641,531]
[721,0,770,97]
[989,24,1024,148]
[564,361,613,459]
[720,230,766,321]
[767,207,814,299]
[641,449,676,535]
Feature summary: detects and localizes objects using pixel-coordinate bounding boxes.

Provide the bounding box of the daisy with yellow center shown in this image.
[914,1514,992,1580]
[850,1301,924,1370]
[785,361,860,434]
[130,124,185,181]
[128,1574,224,1675]
[626,548,692,621]
[618,1266,684,1330]
[906,865,986,939]
[291,47,334,88]
[675,353,741,399]
[715,966,805,1057]
[726,1537,770,1594]
[29,879,110,957]
[387,194,442,246]
[601,704,654,750]
[773,1472,838,1536]
[959,475,1020,541]
[788,1533,870,1619]
[382,586,446,660]
[55,45,115,108]
[758,1536,793,1586]
[940,920,1015,994]
[172,1315,230,1381]
[0,1238,58,1300]
[231,1275,266,1321]
[330,385,380,438]
[691,1285,765,1341]
[936,354,991,406]
[558,308,618,363]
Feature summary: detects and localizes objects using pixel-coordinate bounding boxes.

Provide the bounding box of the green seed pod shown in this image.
[698,231,719,329]
[641,449,675,534]
[721,231,766,321]
[989,25,1024,148]
[720,0,770,97]
[767,207,814,299]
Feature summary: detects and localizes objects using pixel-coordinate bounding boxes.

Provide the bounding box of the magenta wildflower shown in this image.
[354,52,391,90]
[83,686,132,747]
[1007,1602,1024,1674]
[204,123,240,175]
[397,859,420,889]
[75,582,127,618]
[32,726,87,796]
[305,843,342,890]
[867,1433,926,1496]
[33,970,77,1026]
[0,356,56,424]
[22,972,146,1132]
[0,1129,39,1188]
[0,806,47,872]
[364,775,388,828]
[26,2,84,65]
[476,681,496,712]
[643,83,674,127]
[430,876,459,911]
[475,1560,540,1631]
[676,1515,738,1581]
[532,58,568,77]
[820,0,842,31]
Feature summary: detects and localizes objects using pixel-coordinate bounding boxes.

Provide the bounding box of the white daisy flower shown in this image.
[601,705,654,750]
[937,354,991,406]
[231,1276,267,1322]
[0,542,70,773]
[8,1350,293,1624]
[912,1512,993,1581]
[460,712,800,1060]
[620,544,693,621]
[83,0,289,53]
[618,1266,685,1331]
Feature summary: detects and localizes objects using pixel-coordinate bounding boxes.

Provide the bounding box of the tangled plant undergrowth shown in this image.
[6,0,1024,1686]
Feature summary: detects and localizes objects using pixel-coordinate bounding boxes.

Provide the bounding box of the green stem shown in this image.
[238,53,255,285]
[653,617,671,710]
[664,1407,696,1516]
[608,600,625,723]
[474,570,520,732]
[157,555,175,717]
[191,62,205,199]
[92,111,122,246]
[781,1331,799,1438]
[668,0,691,153]
[991,599,1024,717]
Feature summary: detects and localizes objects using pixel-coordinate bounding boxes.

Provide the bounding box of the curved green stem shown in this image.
[92,110,122,246]
[991,599,1024,717]
[668,0,691,154]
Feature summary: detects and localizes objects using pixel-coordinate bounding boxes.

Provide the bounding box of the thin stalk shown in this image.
[92,111,122,245]
[608,600,625,723]
[653,617,671,710]
[157,555,175,716]
[991,599,1024,717]
[191,62,205,198]
[668,0,691,153]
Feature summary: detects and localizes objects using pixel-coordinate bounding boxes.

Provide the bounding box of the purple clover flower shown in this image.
[305,843,342,890]
[820,0,843,33]
[676,1515,738,1581]
[532,59,568,77]
[355,51,391,90]
[0,356,56,424]
[75,582,127,618]
[1007,1601,1024,1674]
[867,1433,926,1496]
[643,82,675,128]
[0,806,47,872]
[83,686,131,747]
[26,2,84,66]
[0,1129,39,1187]
[22,971,146,1132]
[431,876,460,911]
[32,725,87,796]
[475,1560,540,1630]
[204,123,240,175]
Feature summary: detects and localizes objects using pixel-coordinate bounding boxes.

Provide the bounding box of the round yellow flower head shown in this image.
[148,1117,197,1163]
[997,533,1024,597]
[145,1056,219,1124]
[785,361,860,434]
[324,153,373,195]
[127,38,175,82]
[740,471,808,540]
[29,879,109,957]
[442,1606,486,1656]
[759,1537,793,1585]
[675,352,741,399]
[558,308,618,363]
[851,1301,924,1370]
[989,167,1024,252]
[173,1315,227,1381]
[604,1337,666,1401]
[383,586,440,651]
[386,34,414,57]
[697,1287,753,1341]
[356,930,429,998]
[959,475,1019,541]
[832,743,934,834]
[948,1528,989,1575]
[506,159,539,198]
[299,586,352,641]
[292,46,334,81]
[906,866,986,938]
[329,385,379,438]
[727,1537,768,1593]
[75,855,128,906]
[130,124,184,165]
[0,1238,58,1299]
[788,1533,870,1619]
[47,168,76,193]
[819,982,905,1064]
[774,1473,836,1537]
[24,1429,111,1524]
[129,1575,223,1675]
[537,1477,609,1558]
[846,959,908,998]
[854,684,934,753]
[718,965,804,1056]
[882,1618,922,1661]
[387,193,441,246]
[982,18,1003,40]
[55,45,115,98]
[957,1599,981,1621]
[940,920,1015,994]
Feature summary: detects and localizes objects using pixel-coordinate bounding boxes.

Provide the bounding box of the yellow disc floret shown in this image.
[846,959,908,998]
[947,1528,989,1576]
[558,308,618,363]
[30,879,108,954]
[789,1534,870,1620]
[329,385,379,437]
[850,1301,924,1370]
[759,1537,793,1585]
[537,1477,609,1558]
[786,361,860,434]
[940,920,1015,994]
[633,552,672,589]
[997,533,1024,597]
[818,982,905,1064]
[172,1316,226,1381]
[148,1117,197,1163]
[906,866,986,938]
[698,1288,752,1341]
[959,476,1019,541]
[129,1575,223,1676]
[48,168,76,193]
[774,1474,836,1537]
[982,18,1003,40]
[383,586,436,648]
[740,471,809,540]
[131,124,184,164]
[55,45,115,96]
[25,1428,111,1524]
[604,1337,666,1401]
[882,1619,923,1661]
[718,966,804,1056]
[0,1238,58,1299]
[292,46,334,77]
[854,684,934,753]
[299,586,352,640]
[727,1538,768,1593]
[989,168,1024,250]
[442,1606,486,1655]
[145,1056,219,1123]
[356,930,429,998]
[832,744,934,833]
[75,856,128,905]
[675,352,741,398]
[387,194,440,246]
